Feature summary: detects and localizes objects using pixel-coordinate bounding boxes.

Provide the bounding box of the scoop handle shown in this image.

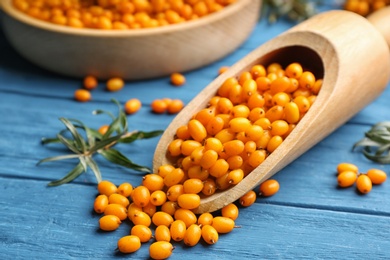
[367,6,390,47]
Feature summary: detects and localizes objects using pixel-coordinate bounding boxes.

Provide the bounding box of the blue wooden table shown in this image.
[2,3,390,259]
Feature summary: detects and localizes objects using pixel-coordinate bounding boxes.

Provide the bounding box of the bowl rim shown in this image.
[1,0,256,37]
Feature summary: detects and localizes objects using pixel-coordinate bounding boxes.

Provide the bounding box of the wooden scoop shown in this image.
[153,8,390,214]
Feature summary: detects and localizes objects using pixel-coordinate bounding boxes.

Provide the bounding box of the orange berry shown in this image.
[336,163,358,174]
[259,179,280,197]
[149,241,174,260]
[356,174,372,194]
[99,215,121,231]
[167,99,184,114]
[131,225,153,243]
[117,182,133,197]
[117,235,141,253]
[366,168,387,184]
[97,180,117,196]
[170,72,186,86]
[94,194,109,214]
[184,224,202,247]
[104,203,128,221]
[151,99,168,114]
[98,125,110,135]
[108,193,130,208]
[212,216,235,234]
[201,225,219,245]
[155,225,171,242]
[106,77,124,92]
[337,171,357,188]
[83,75,98,90]
[131,186,151,207]
[239,190,257,207]
[124,98,142,114]
[74,89,91,102]
[221,203,239,220]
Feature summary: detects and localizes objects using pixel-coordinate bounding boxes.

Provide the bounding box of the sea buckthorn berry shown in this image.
[150,190,167,206]
[239,190,257,207]
[167,184,184,202]
[286,78,299,93]
[356,174,372,194]
[201,225,219,245]
[177,194,201,210]
[209,158,229,178]
[151,99,168,114]
[267,135,283,153]
[97,180,117,196]
[176,125,191,140]
[217,97,234,114]
[149,241,174,260]
[197,212,214,226]
[131,225,153,243]
[200,149,219,169]
[117,235,141,254]
[170,220,187,241]
[270,76,291,94]
[311,79,323,94]
[285,62,303,79]
[229,117,251,132]
[174,208,197,228]
[215,173,231,191]
[223,140,245,157]
[337,171,358,187]
[245,125,263,141]
[99,215,121,231]
[267,62,282,74]
[74,89,91,102]
[143,203,157,217]
[231,104,251,118]
[152,211,174,227]
[168,139,183,157]
[142,174,164,192]
[131,186,151,207]
[204,137,223,153]
[195,107,216,125]
[127,203,143,221]
[218,77,238,97]
[188,119,207,142]
[83,75,98,90]
[256,76,271,91]
[98,125,109,135]
[250,64,266,79]
[272,92,291,106]
[205,116,225,136]
[238,71,252,86]
[124,98,142,114]
[255,131,271,149]
[187,165,209,181]
[221,203,239,220]
[161,201,179,216]
[299,71,316,89]
[117,182,133,197]
[294,96,311,113]
[94,194,109,214]
[132,211,152,227]
[158,164,176,178]
[270,120,289,136]
[167,99,184,114]
[184,224,202,247]
[212,216,235,234]
[259,179,280,197]
[181,140,202,156]
[265,105,284,122]
[337,163,359,174]
[218,66,229,75]
[170,72,186,86]
[227,155,244,170]
[366,168,387,184]
[284,102,300,124]
[108,193,130,208]
[183,178,204,194]
[104,203,128,221]
[227,169,244,184]
[155,225,171,242]
[202,178,217,196]
[241,80,258,101]
[106,77,124,92]
[164,168,185,187]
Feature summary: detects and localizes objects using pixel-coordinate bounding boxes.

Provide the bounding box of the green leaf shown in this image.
[48,162,85,186]
[119,130,164,143]
[59,117,87,152]
[100,149,151,173]
[57,133,81,154]
[37,154,82,165]
[362,149,390,164]
[85,156,102,183]
[88,134,123,153]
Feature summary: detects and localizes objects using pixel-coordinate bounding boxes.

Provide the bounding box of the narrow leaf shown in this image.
[57,133,82,154]
[48,162,85,186]
[119,130,164,143]
[59,118,87,152]
[85,156,102,183]
[37,154,82,165]
[100,149,151,173]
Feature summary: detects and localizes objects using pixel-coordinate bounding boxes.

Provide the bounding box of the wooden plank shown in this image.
[1,177,389,259]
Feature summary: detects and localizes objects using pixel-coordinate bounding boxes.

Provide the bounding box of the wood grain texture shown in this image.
[1,3,390,259]
[0,0,261,80]
[153,9,390,213]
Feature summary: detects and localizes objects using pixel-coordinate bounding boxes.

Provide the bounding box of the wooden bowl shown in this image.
[0,0,261,80]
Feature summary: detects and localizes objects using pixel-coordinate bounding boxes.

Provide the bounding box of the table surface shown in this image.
[2,3,390,260]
